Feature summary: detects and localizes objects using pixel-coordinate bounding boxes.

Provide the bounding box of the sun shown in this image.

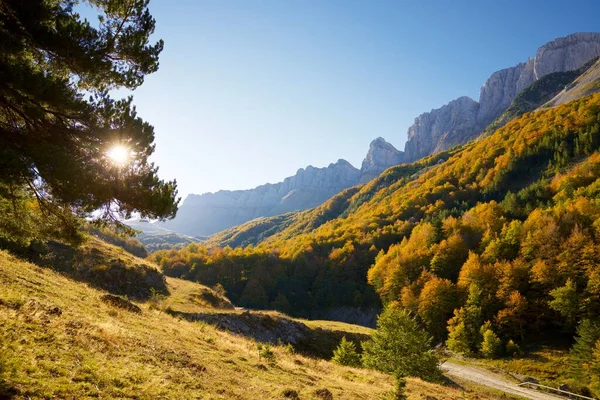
[107,145,130,167]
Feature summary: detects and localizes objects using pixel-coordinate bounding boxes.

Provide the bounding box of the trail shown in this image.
[442,361,563,400]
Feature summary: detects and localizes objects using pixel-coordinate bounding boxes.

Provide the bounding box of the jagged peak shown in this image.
[368,137,400,151]
[361,136,404,173]
[329,158,357,169]
[403,32,600,163]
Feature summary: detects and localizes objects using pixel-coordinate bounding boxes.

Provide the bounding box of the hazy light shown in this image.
[107,145,130,167]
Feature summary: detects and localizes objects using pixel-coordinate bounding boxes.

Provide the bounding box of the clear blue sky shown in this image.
[118,0,600,198]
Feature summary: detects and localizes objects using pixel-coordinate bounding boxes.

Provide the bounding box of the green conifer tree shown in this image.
[332,336,361,367]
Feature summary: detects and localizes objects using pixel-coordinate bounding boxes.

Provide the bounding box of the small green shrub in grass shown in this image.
[257,343,276,364]
[332,336,361,367]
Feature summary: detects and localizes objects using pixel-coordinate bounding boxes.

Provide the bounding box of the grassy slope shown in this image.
[30,236,168,300]
[0,250,522,399]
[161,276,235,312]
[475,347,575,390]
[546,58,600,108]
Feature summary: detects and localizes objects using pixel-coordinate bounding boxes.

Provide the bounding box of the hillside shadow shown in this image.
[439,375,466,390]
[167,309,370,359]
[28,241,168,300]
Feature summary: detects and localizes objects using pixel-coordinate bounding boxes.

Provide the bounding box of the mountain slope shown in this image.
[402,32,600,162]
[161,33,600,242]
[161,138,404,238]
[546,57,600,107]
[153,91,600,365]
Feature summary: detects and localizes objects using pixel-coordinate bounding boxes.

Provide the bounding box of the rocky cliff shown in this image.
[404,96,479,163]
[403,32,600,162]
[359,137,404,182]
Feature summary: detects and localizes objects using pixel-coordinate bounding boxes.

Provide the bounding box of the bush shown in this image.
[257,343,276,364]
[505,340,521,357]
[480,327,503,359]
[362,306,441,381]
[332,336,361,367]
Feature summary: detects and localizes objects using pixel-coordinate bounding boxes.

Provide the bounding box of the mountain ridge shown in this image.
[160,138,403,237]
[402,32,600,162]
[156,32,600,239]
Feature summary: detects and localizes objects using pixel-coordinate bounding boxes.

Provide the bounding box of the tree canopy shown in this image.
[0,0,178,244]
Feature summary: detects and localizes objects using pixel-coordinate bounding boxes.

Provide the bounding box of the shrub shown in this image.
[257,343,276,364]
[332,336,361,367]
[505,340,521,357]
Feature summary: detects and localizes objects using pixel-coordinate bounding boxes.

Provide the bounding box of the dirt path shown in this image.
[442,361,562,400]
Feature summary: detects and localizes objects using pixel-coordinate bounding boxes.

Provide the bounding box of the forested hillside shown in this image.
[152,93,600,393]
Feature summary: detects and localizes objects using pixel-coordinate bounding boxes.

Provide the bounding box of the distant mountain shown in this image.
[164,32,600,239]
[160,139,403,237]
[126,220,199,253]
[401,32,600,162]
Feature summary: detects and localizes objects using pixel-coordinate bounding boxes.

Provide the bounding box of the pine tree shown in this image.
[570,319,600,382]
[362,306,441,382]
[0,0,178,245]
[332,336,361,367]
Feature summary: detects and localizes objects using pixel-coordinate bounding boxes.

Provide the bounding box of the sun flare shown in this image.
[107,145,130,166]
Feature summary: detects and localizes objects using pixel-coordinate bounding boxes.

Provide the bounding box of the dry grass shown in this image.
[0,250,524,399]
[160,277,234,313]
[473,347,585,392]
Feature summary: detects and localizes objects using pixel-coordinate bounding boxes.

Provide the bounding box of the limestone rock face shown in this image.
[162,159,361,237]
[477,59,535,128]
[534,33,600,79]
[359,137,404,182]
[402,32,600,162]
[404,96,479,163]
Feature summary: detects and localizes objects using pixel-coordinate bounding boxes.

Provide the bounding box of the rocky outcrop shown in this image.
[534,33,600,79]
[404,96,479,162]
[476,60,535,129]
[545,58,600,107]
[359,137,404,182]
[402,32,600,162]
